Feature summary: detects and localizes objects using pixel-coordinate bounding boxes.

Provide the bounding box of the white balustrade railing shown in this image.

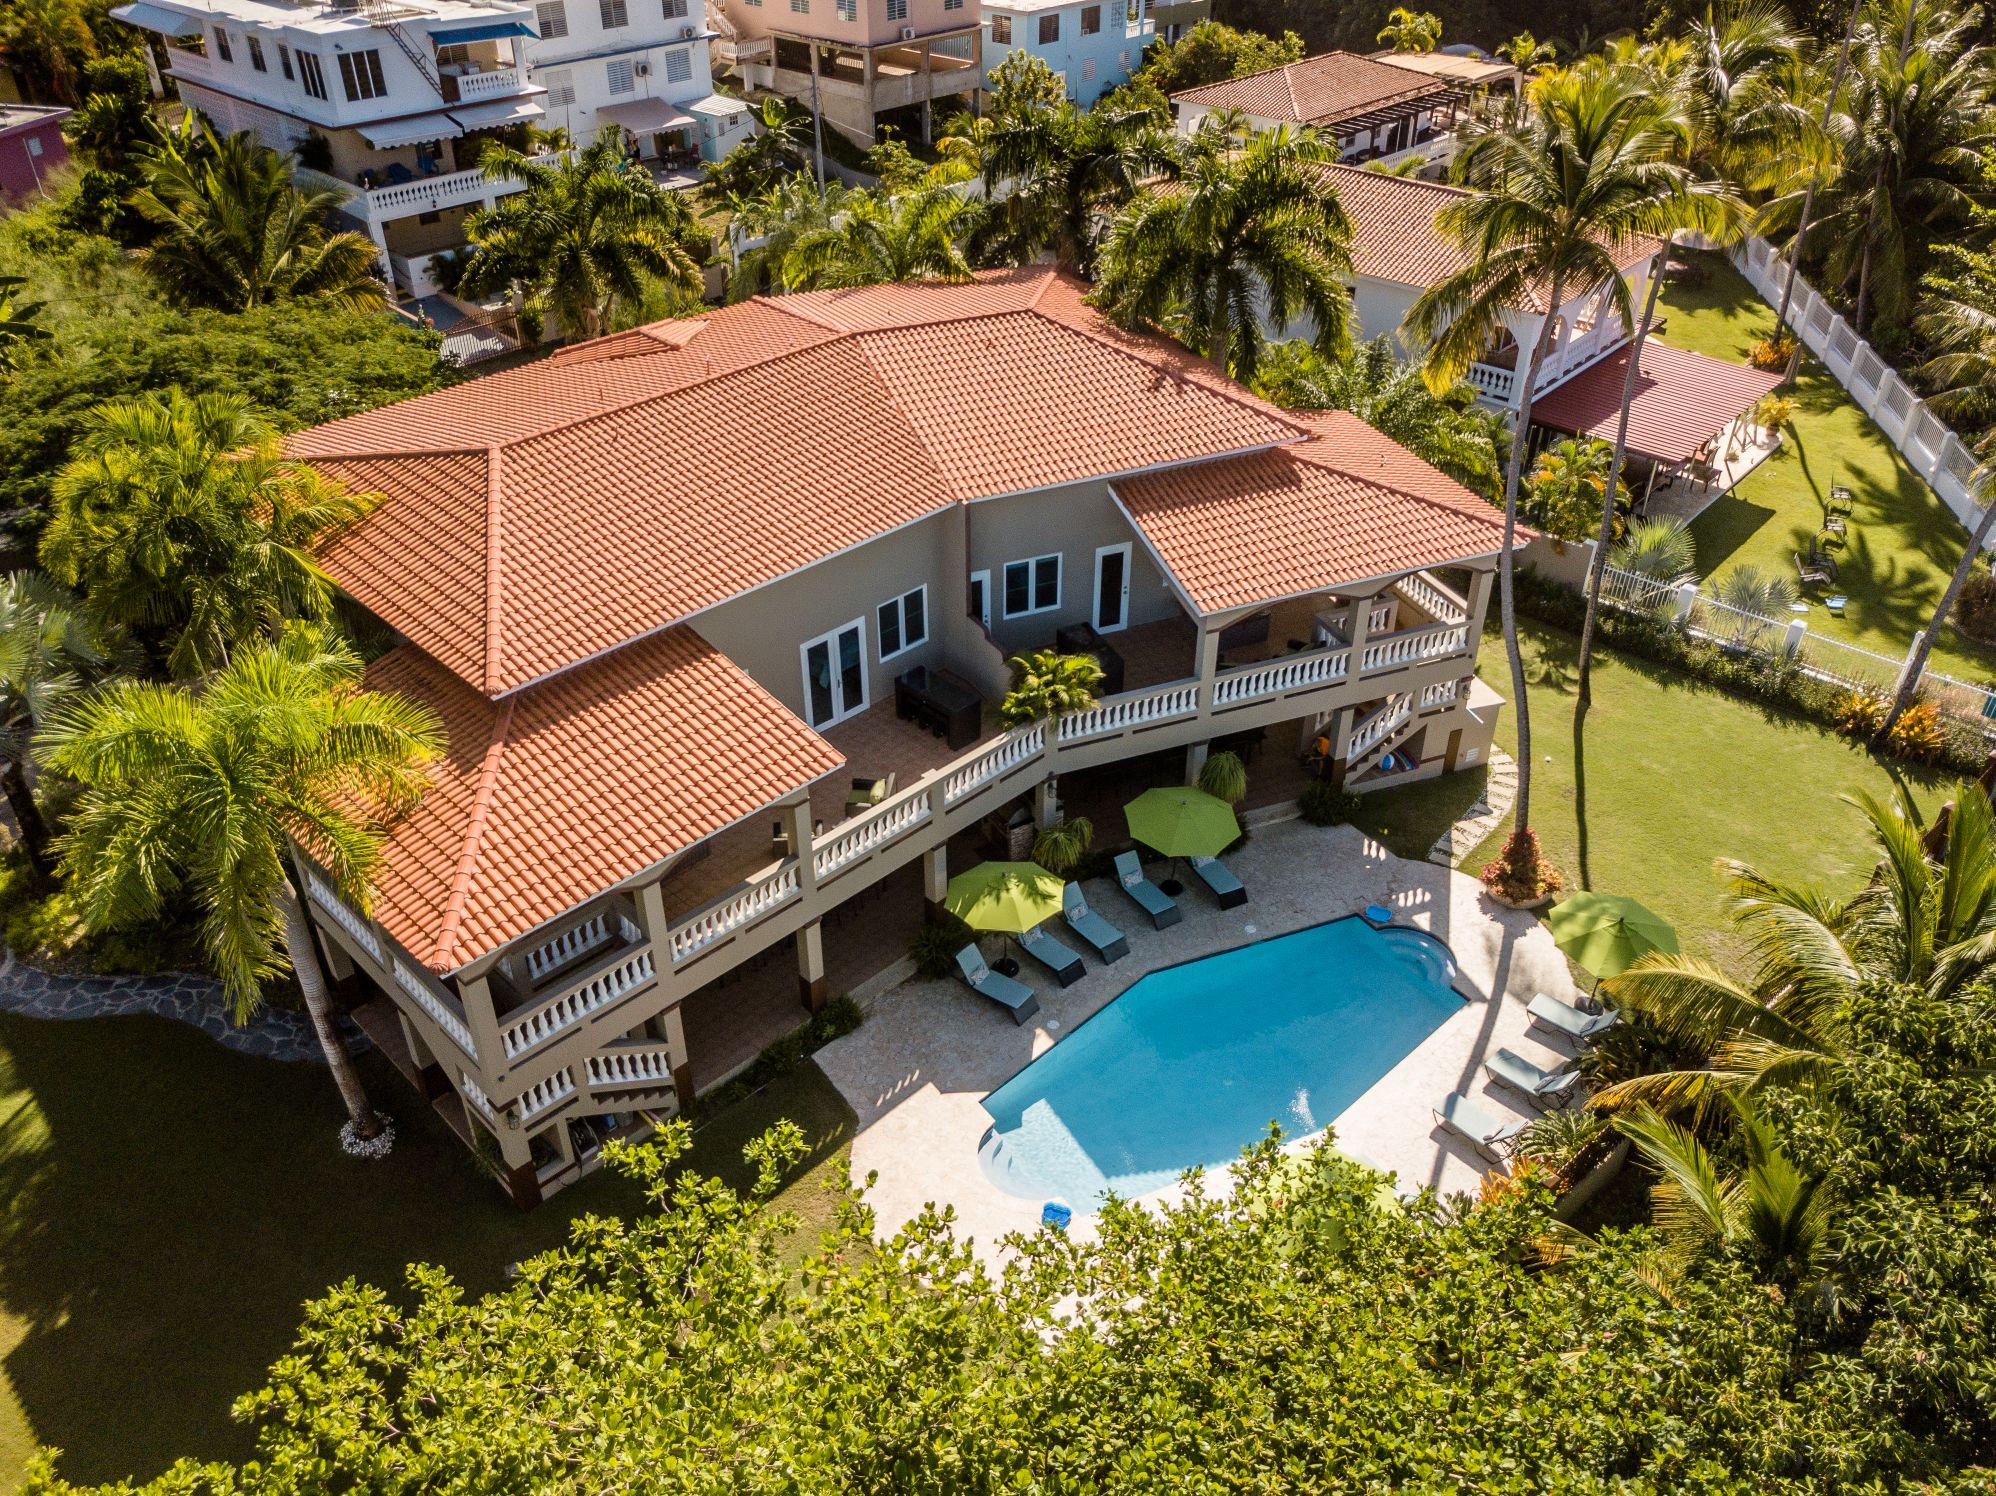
[586,1045,675,1092]
[668,864,802,966]
[1318,600,1396,643]
[1348,695,1413,760]
[1211,646,1349,707]
[523,911,614,985]
[1056,682,1200,743]
[814,785,932,881]
[1359,623,1470,674]
[1396,570,1468,626]
[1418,678,1462,710]
[450,66,527,101]
[393,958,478,1060]
[943,723,1045,804]
[306,870,382,961]
[501,946,658,1061]
[515,1067,577,1124]
[1465,362,1515,402]
[461,1072,499,1125]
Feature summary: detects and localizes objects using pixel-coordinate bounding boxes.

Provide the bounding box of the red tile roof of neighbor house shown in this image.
[299,268,1309,698]
[362,629,844,972]
[1321,165,1661,314]
[1528,337,1783,466]
[1171,50,1453,128]
[1114,409,1508,615]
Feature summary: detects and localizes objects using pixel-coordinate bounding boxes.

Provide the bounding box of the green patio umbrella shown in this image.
[944,861,1066,935]
[1545,892,1680,980]
[1123,785,1240,860]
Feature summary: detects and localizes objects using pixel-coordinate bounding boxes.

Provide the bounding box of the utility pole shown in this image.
[809,44,827,196]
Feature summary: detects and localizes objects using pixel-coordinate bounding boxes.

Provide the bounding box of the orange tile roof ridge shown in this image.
[431,694,516,970]
[482,444,504,695]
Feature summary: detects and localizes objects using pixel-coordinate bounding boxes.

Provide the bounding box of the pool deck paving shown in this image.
[813,816,1587,1260]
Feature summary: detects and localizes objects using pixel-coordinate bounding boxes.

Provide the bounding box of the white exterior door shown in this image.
[1092,543,1131,634]
[800,619,868,728]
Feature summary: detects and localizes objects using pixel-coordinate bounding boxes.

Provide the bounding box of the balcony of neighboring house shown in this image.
[759,29,980,140]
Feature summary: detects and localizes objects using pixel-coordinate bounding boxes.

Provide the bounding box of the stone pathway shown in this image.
[0,952,368,1063]
[1426,750,1519,869]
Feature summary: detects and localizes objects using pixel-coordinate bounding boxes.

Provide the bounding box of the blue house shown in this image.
[983,0,1159,108]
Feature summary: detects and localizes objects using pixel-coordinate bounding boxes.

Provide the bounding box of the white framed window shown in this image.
[1003,554,1060,619]
[606,56,635,92]
[246,35,266,70]
[664,47,691,80]
[536,0,569,36]
[877,586,928,660]
[801,619,868,729]
[277,41,293,77]
[600,0,630,26]
[297,49,327,98]
[990,13,1010,40]
[540,66,576,105]
[211,26,232,61]
[338,49,387,101]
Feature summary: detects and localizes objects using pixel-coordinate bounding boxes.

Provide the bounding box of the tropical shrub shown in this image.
[1750,392,1796,436]
[1952,566,1996,642]
[1196,749,1247,805]
[1515,1107,1604,1171]
[1031,815,1094,875]
[1525,436,1624,543]
[1609,515,1697,594]
[1749,331,1797,370]
[1884,701,1948,761]
[1479,827,1564,904]
[1298,781,1361,825]
[909,913,975,978]
[999,650,1104,725]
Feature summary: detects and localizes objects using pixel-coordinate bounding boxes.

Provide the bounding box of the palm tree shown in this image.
[1406,71,1706,864]
[1375,6,1442,52]
[1253,336,1505,498]
[0,276,49,373]
[0,574,129,875]
[1095,124,1352,385]
[41,389,378,679]
[978,101,1178,273]
[723,177,851,302]
[0,0,96,103]
[1784,0,1996,335]
[1596,783,1996,1116]
[1609,515,1698,592]
[782,185,983,291]
[40,626,443,1148]
[700,96,806,205]
[1678,0,1815,197]
[463,128,701,341]
[1614,1093,1838,1294]
[131,122,386,313]
[1883,459,1996,734]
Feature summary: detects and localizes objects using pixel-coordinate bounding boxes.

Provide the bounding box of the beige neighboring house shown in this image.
[287,267,1510,1206]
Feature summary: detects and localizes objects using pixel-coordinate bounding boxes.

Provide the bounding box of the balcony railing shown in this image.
[440,66,526,102]
[1212,646,1347,707]
[586,1042,676,1094]
[1360,622,1469,673]
[1465,362,1515,402]
[393,957,479,1061]
[306,870,382,961]
[1395,570,1468,627]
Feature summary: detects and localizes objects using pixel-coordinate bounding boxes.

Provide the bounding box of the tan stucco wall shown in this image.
[965,479,1185,657]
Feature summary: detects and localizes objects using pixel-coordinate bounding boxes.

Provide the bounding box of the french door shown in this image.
[1093,543,1131,633]
[801,619,868,729]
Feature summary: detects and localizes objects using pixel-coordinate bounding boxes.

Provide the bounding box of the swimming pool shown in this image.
[977,918,1464,1211]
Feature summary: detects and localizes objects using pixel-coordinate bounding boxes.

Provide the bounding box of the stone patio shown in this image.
[812,816,1585,1258]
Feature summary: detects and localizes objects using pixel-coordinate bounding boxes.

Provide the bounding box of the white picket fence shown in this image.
[1730,237,1987,528]
[1596,559,1996,730]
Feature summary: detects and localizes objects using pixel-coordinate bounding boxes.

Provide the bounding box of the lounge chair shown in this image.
[1113,851,1181,930]
[845,773,896,814]
[1794,550,1834,588]
[1189,854,1247,909]
[1527,992,1619,1041]
[1434,1092,1527,1159]
[1019,924,1084,987]
[1063,884,1128,962]
[954,946,1038,1026]
[1484,1047,1580,1104]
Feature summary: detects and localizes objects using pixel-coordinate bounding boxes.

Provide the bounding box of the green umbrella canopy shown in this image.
[1124,786,1240,859]
[944,861,1066,934]
[1545,892,1680,979]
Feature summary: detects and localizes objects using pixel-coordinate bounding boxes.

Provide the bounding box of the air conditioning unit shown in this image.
[678,22,696,36]
[634,58,652,75]
[898,24,915,39]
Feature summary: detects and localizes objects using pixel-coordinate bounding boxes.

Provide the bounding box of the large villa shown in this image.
[286,266,1521,1206]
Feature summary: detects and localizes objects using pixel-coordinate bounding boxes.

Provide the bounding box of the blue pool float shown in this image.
[1041,1199,1073,1231]
[1363,903,1395,927]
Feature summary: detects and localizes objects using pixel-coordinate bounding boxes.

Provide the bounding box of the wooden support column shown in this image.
[796,918,827,1013]
[923,843,949,921]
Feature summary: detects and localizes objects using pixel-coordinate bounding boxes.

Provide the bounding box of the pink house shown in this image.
[0,104,69,203]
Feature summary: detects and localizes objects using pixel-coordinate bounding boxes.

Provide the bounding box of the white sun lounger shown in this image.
[1434,1092,1528,1159]
[1527,993,1619,1041]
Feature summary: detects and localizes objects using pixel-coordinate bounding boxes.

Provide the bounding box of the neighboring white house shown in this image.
[113,0,731,298]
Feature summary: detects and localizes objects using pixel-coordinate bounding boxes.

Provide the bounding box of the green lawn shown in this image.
[0,1018,854,1492]
[1428,622,1952,967]
[1658,256,1996,684]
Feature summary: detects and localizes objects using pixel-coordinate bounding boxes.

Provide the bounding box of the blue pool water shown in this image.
[978,919,1464,1211]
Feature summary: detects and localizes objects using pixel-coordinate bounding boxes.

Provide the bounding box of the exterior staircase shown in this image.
[1344,693,1415,782]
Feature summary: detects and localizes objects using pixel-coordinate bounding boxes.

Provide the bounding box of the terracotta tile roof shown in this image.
[1323,164,1661,313]
[1114,409,1508,614]
[1171,50,1452,127]
[291,268,1307,697]
[363,628,843,971]
[1530,338,1782,466]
